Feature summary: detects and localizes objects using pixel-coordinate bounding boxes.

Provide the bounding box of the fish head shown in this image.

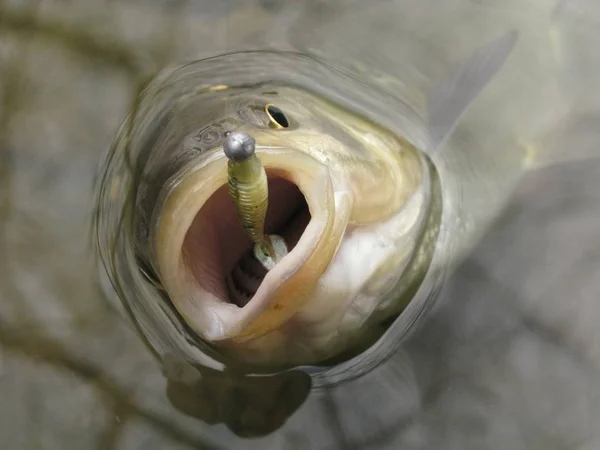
[97,53,442,370]
[142,84,436,367]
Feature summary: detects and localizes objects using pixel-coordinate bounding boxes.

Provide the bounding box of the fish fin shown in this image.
[427,30,519,149]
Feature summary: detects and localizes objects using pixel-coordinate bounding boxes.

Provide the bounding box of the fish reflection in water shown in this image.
[163,354,311,438]
[95,31,519,439]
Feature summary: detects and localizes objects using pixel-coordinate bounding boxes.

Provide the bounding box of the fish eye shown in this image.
[265,104,289,129]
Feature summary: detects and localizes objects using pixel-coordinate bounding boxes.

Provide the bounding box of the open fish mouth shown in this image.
[153,128,352,348]
[97,52,443,369]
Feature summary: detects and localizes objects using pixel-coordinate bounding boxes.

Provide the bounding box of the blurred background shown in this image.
[0,0,599,449]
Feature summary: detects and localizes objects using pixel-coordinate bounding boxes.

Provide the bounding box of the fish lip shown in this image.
[152,146,347,343]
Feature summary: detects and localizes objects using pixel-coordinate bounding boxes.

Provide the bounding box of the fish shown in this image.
[95,31,520,371]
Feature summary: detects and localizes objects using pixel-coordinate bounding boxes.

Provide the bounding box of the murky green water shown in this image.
[1,1,600,449]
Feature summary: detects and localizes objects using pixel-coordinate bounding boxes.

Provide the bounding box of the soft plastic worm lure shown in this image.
[223,131,287,270]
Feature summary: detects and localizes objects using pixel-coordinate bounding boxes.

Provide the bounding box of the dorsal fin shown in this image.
[427,31,518,150]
